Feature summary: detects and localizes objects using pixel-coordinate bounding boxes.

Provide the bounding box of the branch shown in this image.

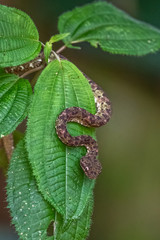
[56,45,67,54]
[2,134,14,161]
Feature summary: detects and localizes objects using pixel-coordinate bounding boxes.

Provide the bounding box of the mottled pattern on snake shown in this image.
[55,72,111,179]
[5,51,55,76]
[5,52,45,75]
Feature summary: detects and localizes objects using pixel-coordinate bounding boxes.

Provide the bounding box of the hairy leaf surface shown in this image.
[0,4,41,67]
[58,2,160,55]
[0,73,32,136]
[54,196,93,240]
[7,139,54,240]
[26,59,96,219]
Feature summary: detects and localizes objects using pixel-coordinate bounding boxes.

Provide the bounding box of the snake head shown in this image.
[80,156,102,179]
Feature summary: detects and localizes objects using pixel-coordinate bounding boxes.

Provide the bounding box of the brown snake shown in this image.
[55,72,111,179]
[5,52,112,179]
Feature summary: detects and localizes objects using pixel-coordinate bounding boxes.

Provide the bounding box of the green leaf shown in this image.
[0,67,5,74]
[44,42,52,63]
[0,73,32,137]
[54,196,93,240]
[13,130,24,145]
[49,33,70,44]
[58,2,160,55]
[0,4,41,67]
[7,139,54,240]
[26,59,96,219]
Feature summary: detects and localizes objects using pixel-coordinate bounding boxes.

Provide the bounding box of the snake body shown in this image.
[55,74,111,179]
[5,52,45,76]
[4,53,111,179]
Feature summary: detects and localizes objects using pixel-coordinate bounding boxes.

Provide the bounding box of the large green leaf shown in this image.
[58,2,160,55]
[7,139,54,240]
[0,4,41,67]
[26,59,96,219]
[0,73,32,137]
[54,196,93,240]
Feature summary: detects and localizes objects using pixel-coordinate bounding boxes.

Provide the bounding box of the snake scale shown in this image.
[5,53,112,179]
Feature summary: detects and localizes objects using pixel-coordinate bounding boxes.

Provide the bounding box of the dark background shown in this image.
[0,0,160,239]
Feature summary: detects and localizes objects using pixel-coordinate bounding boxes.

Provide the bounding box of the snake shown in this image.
[5,52,112,179]
[55,71,112,179]
[5,52,45,76]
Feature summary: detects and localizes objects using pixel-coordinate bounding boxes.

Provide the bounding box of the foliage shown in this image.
[0,1,159,239]
[0,72,32,136]
[7,139,54,240]
[26,59,96,219]
[44,33,69,63]
[0,4,41,67]
[58,1,160,55]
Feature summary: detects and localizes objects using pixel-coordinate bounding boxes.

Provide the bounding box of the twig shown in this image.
[52,51,61,62]
[2,134,14,161]
[56,45,67,54]
[40,42,45,48]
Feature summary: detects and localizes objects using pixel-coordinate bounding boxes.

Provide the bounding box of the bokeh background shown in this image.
[0,0,160,239]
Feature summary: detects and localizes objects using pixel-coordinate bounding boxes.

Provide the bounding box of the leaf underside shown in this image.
[7,139,54,240]
[0,73,32,137]
[0,4,41,67]
[26,59,96,219]
[58,1,160,55]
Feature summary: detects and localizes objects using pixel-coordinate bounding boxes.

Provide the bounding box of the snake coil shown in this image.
[55,73,111,179]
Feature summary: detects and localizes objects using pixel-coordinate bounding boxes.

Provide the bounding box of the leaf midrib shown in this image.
[42,65,62,212]
[61,62,68,218]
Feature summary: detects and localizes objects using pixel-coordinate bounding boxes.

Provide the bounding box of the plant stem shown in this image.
[56,45,67,54]
[2,134,14,161]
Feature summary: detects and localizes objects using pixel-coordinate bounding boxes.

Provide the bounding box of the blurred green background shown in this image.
[0,0,160,239]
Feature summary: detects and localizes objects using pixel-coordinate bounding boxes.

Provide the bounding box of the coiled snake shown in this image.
[55,72,111,179]
[5,53,112,179]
